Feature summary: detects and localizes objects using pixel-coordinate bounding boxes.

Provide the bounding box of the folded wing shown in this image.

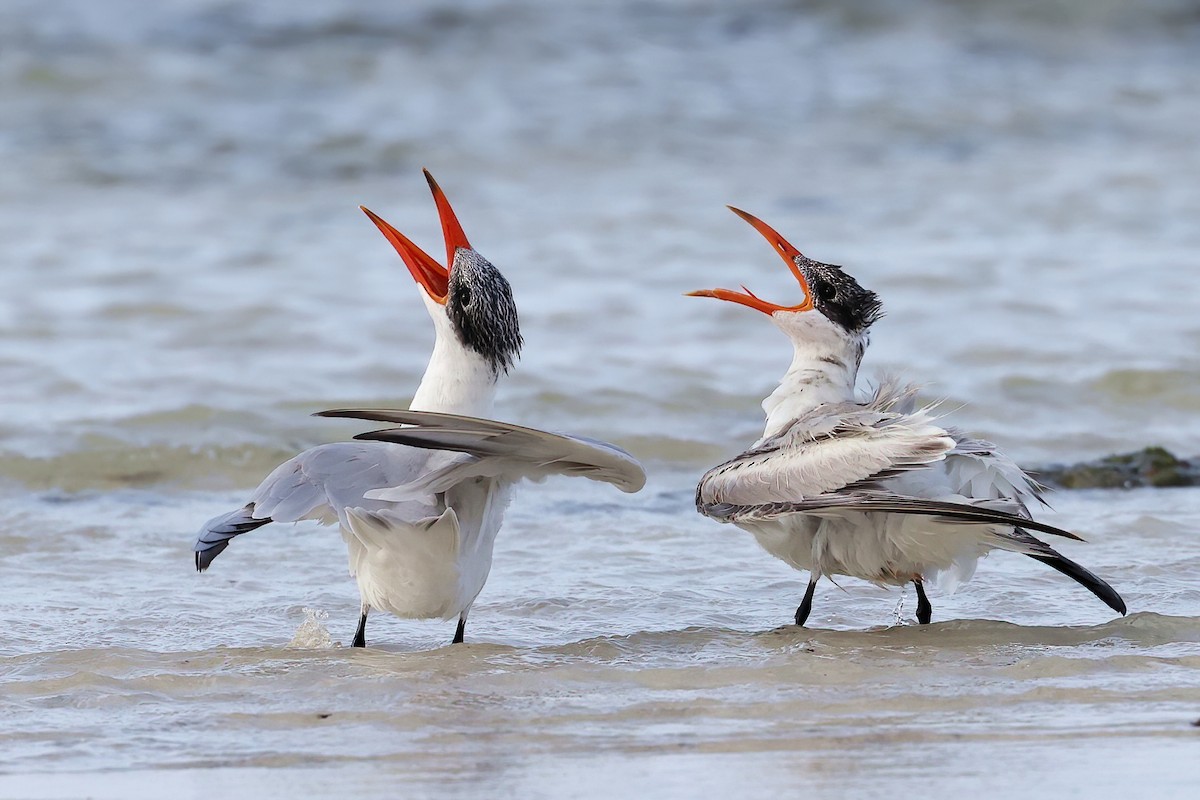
[697,399,1082,542]
[699,400,957,508]
[943,434,1049,511]
[703,495,1083,542]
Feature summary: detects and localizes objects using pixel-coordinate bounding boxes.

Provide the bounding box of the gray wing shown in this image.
[942,433,1049,511]
[194,440,440,571]
[697,398,1083,542]
[316,408,647,494]
[698,401,957,508]
[703,495,1083,541]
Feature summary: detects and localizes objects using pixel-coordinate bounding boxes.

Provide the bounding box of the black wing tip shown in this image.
[194,545,218,573]
[353,428,402,442]
[313,409,359,419]
[193,509,272,573]
[194,538,231,572]
[1022,523,1084,543]
[1100,590,1128,616]
[862,498,1087,542]
[313,408,438,425]
[351,426,471,445]
[1048,524,1086,543]
[1102,582,1128,616]
[1027,553,1127,616]
[970,508,1083,542]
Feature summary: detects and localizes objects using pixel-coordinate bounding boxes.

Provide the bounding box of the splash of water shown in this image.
[288,607,335,649]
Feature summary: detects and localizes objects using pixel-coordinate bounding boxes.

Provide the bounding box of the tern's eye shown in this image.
[814,281,836,302]
[457,284,472,306]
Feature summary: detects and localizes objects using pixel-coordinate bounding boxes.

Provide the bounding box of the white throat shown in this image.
[409,295,498,417]
[760,312,866,440]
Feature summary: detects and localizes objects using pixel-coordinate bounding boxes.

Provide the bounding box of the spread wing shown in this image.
[316,409,647,495]
[194,440,443,571]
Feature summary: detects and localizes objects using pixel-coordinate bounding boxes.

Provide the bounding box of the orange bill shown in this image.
[686,206,814,315]
[424,169,471,269]
[360,205,449,304]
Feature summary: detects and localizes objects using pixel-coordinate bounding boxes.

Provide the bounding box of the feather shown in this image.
[194,504,272,571]
[316,408,646,493]
[698,388,956,508]
[702,495,1085,541]
[1026,552,1127,615]
[192,441,444,569]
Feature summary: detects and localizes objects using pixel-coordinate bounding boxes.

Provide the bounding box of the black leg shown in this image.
[914,579,932,625]
[352,609,368,648]
[452,615,467,644]
[795,577,818,627]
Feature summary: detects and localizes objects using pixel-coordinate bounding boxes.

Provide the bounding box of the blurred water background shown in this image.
[1,0,1199,797]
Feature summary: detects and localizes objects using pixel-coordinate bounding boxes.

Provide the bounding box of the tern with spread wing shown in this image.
[688,207,1125,627]
[194,171,645,646]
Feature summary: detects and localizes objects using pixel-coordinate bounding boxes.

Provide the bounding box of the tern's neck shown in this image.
[761,326,865,440]
[410,315,498,417]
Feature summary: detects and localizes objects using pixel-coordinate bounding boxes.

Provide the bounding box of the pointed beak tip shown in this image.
[423,172,471,261]
[359,202,450,303]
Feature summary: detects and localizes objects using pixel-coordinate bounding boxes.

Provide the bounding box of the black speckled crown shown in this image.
[796,256,883,334]
[446,249,523,376]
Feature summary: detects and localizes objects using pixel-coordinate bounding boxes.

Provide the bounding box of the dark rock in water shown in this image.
[1034,447,1200,490]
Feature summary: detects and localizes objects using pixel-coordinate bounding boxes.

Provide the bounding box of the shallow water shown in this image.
[2,0,1200,796]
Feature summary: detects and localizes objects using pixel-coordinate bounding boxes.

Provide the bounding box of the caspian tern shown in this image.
[688,206,1126,627]
[194,171,646,646]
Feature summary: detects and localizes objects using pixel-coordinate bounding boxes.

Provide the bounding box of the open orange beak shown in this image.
[360,169,473,305]
[686,206,815,315]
